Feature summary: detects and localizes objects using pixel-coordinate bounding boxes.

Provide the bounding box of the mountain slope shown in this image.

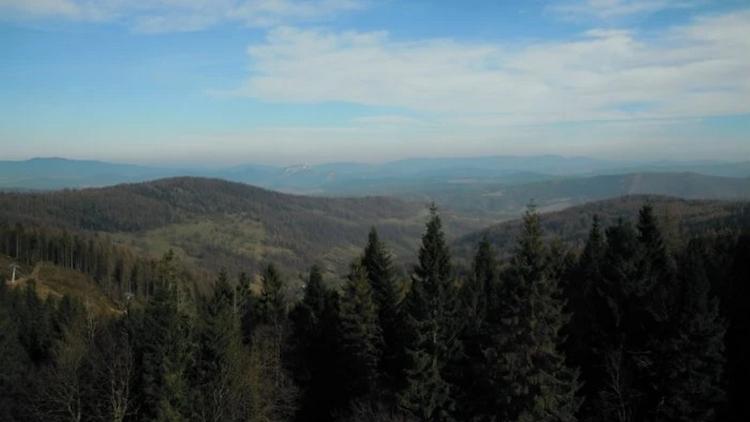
[0,177,479,275]
[453,195,750,263]
[1,254,118,314]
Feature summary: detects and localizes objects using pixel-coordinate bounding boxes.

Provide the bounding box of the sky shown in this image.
[1,0,749,166]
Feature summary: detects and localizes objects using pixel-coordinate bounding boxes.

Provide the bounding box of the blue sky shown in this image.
[1,0,749,165]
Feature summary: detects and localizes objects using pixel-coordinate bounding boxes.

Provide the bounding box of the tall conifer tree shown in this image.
[139,254,191,422]
[399,205,462,421]
[656,240,726,421]
[361,227,404,392]
[489,207,580,422]
[339,262,384,402]
[191,270,244,421]
[456,237,498,419]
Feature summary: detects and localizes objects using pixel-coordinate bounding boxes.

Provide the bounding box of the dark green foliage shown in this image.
[361,228,405,392]
[454,195,750,263]
[290,266,345,421]
[656,240,725,421]
[454,237,497,419]
[399,206,462,421]
[488,207,581,422]
[726,234,750,421]
[260,263,287,329]
[190,270,244,421]
[0,283,33,421]
[566,207,728,422]
[339,262,384,401]
[0,199,747,422]
[462,236,496,336]
[137,254,192,422]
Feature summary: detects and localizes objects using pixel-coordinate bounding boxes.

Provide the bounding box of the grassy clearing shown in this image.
[3,255,119,315]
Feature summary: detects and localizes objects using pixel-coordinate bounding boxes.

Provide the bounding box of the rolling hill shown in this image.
[0,177,485,276]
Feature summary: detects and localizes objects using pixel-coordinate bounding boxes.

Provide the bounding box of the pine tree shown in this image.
[339,261,384,402]
[399,205,462,421]
[488,207,580,422]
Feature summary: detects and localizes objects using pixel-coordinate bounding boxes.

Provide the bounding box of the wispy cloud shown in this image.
[234,10,750,126]
[0,0,366,32]
[550,0,699,20]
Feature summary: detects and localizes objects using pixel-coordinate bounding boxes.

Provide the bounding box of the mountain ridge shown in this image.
[3,156,750,192]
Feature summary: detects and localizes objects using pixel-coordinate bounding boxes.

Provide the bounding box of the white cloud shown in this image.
[0,0,366,31]
[234,10,750,126]
[550,0,699,19]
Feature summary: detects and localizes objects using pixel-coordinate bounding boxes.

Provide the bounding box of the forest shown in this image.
[1,203,749,422]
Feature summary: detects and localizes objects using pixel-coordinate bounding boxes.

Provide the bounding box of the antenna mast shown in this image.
[9,263,20,285]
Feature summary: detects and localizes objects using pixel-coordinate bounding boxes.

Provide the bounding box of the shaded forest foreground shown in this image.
[1,204,749,422]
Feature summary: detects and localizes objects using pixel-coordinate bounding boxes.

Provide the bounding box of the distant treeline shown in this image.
[0,223,177,300]
[1,204,749,421]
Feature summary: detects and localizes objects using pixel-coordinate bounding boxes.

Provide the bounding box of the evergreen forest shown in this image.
[1,204,749,422]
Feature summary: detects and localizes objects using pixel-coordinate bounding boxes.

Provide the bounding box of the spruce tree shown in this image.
[139,280,190,421]
[656,240,725,421]
[260,263,287,330]
[339,261,384,402]
[456,237,498,420]
[191,270,244,421]
[361,227,404,391]
[489,207,580,422]
[634,205,678,420]
[399,205,462,421]
[464,237,495,331]
[593,207,684,421]
[290,266,346,421]
[566,215,609,419]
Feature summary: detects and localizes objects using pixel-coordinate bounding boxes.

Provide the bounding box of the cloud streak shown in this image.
[0,0,366,32]
[550,0,699,20]
[234,10,750,126]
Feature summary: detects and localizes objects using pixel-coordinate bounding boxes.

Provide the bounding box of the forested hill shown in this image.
[453,194,750,260]
[0,177,447,274]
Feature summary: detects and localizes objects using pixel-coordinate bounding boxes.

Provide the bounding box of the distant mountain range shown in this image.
[2,156,749,192]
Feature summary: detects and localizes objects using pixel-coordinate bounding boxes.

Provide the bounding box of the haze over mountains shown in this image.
[2,156,749,222]
[3,156,750,192]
